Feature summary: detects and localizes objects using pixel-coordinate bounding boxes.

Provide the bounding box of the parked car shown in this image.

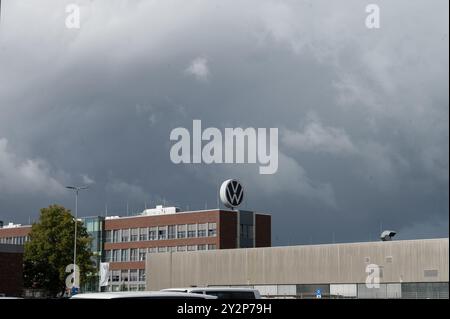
[70,291,217,299]
[161,287,261,299]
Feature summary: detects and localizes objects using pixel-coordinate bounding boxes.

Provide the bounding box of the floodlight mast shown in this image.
[66,185,89,292]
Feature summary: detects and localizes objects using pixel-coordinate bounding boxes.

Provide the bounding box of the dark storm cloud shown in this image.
[0,0,448,244]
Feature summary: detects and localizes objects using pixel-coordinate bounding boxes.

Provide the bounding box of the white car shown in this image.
[70,291,217,299]
[161,287,261,299]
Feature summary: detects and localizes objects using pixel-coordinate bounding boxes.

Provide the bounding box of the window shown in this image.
[168,225,176,239]
[121,270,129,282]
[177,246,186,252]
[198,244,207,251]
[121,249,129,262]
[149,227,157,240]
[248,225,254,239]
[104,250,112,262]
[208,244,216,250]
[112,270,120,282]
[177,225,186,239]
[208,223,217,237]
[122,229,130,242]
[158,226,167,240]
[129,284,138,291]
[138,284,146,291]
[168,246,177,252]
[138,269,145,282]
[139,248,146,261]
[130,248,138,261]
[240,224,254,239]
[187,245,197,251]
[113,230,120,243]
[105,230,112,243]
[131,228,138,241]
[198,223,207,237]
[187,224,197,238]
[130,269,138,282]
[139,228,148,241]
[113,249,120,262]
[148,247,157,254]
[158,246,167,253]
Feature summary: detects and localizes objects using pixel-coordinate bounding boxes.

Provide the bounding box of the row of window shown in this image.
[106,284,147,292]
[0,236,30,245]
[105,223,217,243]
[104,244,217,262]
[109,269,146,283]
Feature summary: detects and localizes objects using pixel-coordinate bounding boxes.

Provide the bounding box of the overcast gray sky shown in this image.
[0,0,448,245]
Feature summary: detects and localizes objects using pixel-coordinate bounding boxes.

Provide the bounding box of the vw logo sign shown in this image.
[220,179,244,209]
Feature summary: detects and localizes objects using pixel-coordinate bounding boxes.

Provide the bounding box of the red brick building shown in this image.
[103,208,270,291]
[0,244,24,297]
[0,207,271,292]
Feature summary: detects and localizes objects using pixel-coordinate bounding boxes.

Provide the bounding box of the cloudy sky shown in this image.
[0,0,448,245]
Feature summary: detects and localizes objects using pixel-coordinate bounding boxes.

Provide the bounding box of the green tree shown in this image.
[23,205,95,297]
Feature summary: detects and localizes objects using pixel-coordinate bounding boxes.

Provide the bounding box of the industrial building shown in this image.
[146,238,449,299]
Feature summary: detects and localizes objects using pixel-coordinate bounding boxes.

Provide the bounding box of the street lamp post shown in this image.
[66,185,89,292]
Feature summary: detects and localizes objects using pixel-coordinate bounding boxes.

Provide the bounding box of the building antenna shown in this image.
[127,201,130,216]
[105,203,108,217]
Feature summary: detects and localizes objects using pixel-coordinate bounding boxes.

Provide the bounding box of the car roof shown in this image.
[163,287,259,292]
[71,291,217,299]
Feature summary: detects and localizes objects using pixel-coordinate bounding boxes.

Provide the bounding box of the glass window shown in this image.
[158,246,167,253]
[112,270,120,282]
[168,225,176,239]
[168,246,177,252]
[113,249,120,262]
[113,230,120,243]
[198,244,207,251]
[130,270,138,282]
[129,284,138,291]
[187,245,197,251]
[198,223,207,237]
[208,223,217,237]
[131,228,138,241]
[130,248,138,261]
[187,224,197,238]
[121,270,129,282]
[104,250,112,262]
[105,230,112,243]
[208,244,216,250]
[122,229,129,242]
[177,245,186,252]
[158,226,167,240]
[121,249,129,262]
[148,247,157,254]
[248,225,254,239]
[139,248,146,261]
[177,224,186,239]
[138,270,145,282]
[138,284,146,291]
[149,227,157,240]
[139,228,148,241]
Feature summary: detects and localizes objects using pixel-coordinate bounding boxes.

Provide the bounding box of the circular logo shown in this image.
[220,179,244,209]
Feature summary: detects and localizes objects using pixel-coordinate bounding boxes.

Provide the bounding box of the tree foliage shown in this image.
[23,205,94,296]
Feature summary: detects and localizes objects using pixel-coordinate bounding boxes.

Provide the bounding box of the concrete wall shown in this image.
[146,238,449,291]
